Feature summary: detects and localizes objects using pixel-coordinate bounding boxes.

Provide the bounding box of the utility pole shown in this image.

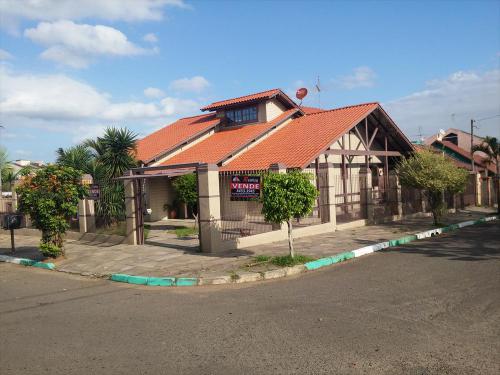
[470,119,475,173]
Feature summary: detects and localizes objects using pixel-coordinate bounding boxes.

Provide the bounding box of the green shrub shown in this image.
[271,254,315,267]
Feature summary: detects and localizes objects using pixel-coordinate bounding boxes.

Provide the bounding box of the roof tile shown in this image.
[135,113,219,163]
[161,109,298,166]
[221,103,379,171]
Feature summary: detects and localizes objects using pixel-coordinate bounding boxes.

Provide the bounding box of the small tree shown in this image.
[172,173,198,220]
[16,165,87,258]
[472,136,499,214]
[397,150,469,225]
[262,170,318,258]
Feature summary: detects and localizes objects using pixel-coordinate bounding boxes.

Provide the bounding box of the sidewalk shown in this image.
[0,208,495,279]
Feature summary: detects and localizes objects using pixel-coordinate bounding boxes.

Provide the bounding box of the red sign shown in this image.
[230,175,261,200]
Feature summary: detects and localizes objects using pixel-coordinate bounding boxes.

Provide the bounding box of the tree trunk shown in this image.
[183,203,188,219]
[428,190,443,226]
[287,219,294,258]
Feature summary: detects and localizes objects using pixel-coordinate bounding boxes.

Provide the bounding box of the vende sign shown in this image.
[230,175,261,200]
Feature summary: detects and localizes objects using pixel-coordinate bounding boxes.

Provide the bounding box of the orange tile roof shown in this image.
[201,88,296,111]
[221,103,380,171]
[161,109,299,166]
[301,106,323,114]
[135,113,219,163]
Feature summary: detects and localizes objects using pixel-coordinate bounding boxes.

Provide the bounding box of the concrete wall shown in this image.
[145,176,175,221]
[265,98,286,122]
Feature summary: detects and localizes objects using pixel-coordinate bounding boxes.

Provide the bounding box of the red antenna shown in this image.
[295,87,308,106]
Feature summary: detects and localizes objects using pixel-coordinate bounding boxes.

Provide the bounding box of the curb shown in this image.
[0,255,55,270]
[1,215,497,287]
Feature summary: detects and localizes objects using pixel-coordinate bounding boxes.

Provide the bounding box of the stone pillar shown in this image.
[197,164,221,253]
[269,163,288,232]
[486,177,492,207]
[78,175,96,234]
[389,171,403,217]
[319,162,336,229]
[474,172,481,206]
[359,167,374,223]
[124,176,138,245]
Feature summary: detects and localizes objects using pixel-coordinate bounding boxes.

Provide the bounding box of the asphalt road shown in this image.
[1,221,499,375]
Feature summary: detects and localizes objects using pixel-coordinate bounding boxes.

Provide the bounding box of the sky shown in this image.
[0,0,499,162]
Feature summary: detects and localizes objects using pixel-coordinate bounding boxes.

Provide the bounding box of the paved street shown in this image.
[0,221,499,374]
[0,209,493,278]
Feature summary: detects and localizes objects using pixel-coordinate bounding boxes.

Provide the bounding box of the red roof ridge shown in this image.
[304,102,379,117]
[206,88,280,107]
[201,88,296,112]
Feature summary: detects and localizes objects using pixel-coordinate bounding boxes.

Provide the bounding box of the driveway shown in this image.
[0,221,498,374]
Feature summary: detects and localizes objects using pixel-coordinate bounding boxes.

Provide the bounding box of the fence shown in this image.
[218,173,272,240]
[372,174,400,218]
[333,172,364,223]
[401,186,424,215]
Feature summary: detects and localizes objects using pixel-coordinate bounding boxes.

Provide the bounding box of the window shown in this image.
[226,106,258,125]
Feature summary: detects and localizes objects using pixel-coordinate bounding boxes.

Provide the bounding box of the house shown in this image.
[135,88,415,227]
[424,128,484,152]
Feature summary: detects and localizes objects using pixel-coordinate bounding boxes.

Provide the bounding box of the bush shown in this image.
[397,150,469,225]
[16,165,87,258]
[262,170,318,258]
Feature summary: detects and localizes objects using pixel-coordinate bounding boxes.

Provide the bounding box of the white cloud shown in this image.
[0,0,188,32]
[143,33,158,43]
[337,66,376,89]
[24,20,153,68]
[384,69,500,139]
[160,97,199,115]
[169,76,210,93]
[144,87,165,98]
[0,48,13,60]
[0,67,201,132]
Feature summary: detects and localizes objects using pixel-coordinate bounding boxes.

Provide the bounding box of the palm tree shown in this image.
[84,127,138,226]
[98,127,138,179]
[472,136,500,213]
[56,145,93,174]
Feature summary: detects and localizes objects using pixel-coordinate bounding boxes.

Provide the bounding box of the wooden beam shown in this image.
[368,127,379,148]
[326,149,402,156]
[354,125,367,147]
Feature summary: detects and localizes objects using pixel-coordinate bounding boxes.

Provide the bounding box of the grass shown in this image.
[254,255,271,263]
[270,254,315,267]
[169,226,198,238]
[249,254,315,268]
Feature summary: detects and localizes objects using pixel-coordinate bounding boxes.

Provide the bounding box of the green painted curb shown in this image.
[127,275,149,285]
[19,259,37,266]
[176,278,198,286]
[304,251,355,271]
[32,262,55,270]
[304,257,333,270]
[330,251,355,264]
[110,274,129,283]
[147,277,175,286]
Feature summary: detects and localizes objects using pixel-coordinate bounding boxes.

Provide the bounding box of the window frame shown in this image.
[226,105,259,125]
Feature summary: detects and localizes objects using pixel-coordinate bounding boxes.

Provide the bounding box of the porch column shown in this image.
[124,174,138,245]
[474,172,481,206]
[486,177,492,206]
[359,167,374,223]
[319,162,336,229]
[389,170,403,217]
[78,175,96,234]
[197,163,221,253]
[269,163,288,232]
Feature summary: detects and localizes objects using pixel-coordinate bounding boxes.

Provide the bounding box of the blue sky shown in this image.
[1,0,499,162]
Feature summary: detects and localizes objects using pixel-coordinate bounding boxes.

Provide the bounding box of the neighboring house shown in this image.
[135,88,414,222]
[424,128,484,152]
[427,139,495,176]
